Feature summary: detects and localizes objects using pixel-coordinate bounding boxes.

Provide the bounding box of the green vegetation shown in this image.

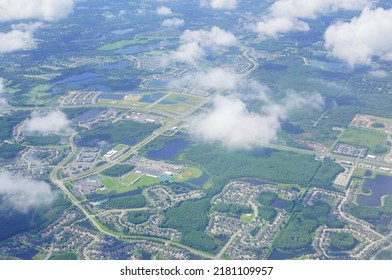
[376,248,392,260]
[50,252,77,260]
[101,164,134,177]
[258,206,277,223]
[330,232,358,251]
[214,204,253,216]
[101,178,120,189]
[163,199,217,253]
[183,144,324,192]
[121,172,141,185]
[353,168,367,178]
[24,135,61,146]
[113,144,127,152]
[132,175,160,189]
[0,143,24,159]
[98,36,173,51]
[274,201,344,251]
[153,94,202,114]
[0,193,70,242]
[256,192,278,206]
[311,158,344,188]
[102,195,147,209]
[127,211,150,224]
[350,195,392,222]
[340,127,389,154]
[77,121,160,147]
[0,111,30,142]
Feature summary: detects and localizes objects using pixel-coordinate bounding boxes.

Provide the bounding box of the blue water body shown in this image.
[166,182,197,191]
[160,96,187,105]
[268,247,314,260]
[308,60,347,72]
[87,85,112,91]
[73,108,105,122]
[242,179,270,185]
[365,170,372,177]
[148,80,167,88]
[15,248,39,260]
[189,173,210,187]
[147,139,188,160]
[271,198,288,209]
[99,93,125,100]
[100,61,130,70]
[111,189,143,198]
[140,93,165,103]
[55,72,100,84]
[357,175,392,207]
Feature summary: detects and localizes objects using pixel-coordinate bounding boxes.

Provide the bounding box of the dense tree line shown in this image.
[214,203,253,216]
[0,143,25,159]
[127,211,150,224]
[311,158,344,189]
[330,232,358,251]
[162,198,217,253]
[25,135,61,146]
[274,201,344,251]
[77,121,160,147]
[101,164,134,177]
[102,195,147,209]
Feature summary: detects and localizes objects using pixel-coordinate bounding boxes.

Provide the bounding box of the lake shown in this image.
[271,198,288,209]
[55,72,100,84]
[99,93,125,100]
[147,139,188,160]
[189,173,210,187]
[268,247,315,260]
[73,108,105,122]
[15,248,39,260]
[357,175,392,207]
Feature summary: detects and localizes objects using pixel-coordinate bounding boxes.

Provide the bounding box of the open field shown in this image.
[340,127,389,154]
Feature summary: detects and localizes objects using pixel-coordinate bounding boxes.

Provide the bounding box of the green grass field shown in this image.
[98,36,174,51]
[339,127,389,154]
[99,173,159,194]
[101,178,120,189]
[174,167,203,182]
[121,172,142,185]
[113,144,127,152]
[153,93,202,114]
[133,175,160,189]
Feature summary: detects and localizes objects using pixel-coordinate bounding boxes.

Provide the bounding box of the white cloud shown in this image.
[0,0,75,22]
[166,26,238,65]
[0,78,7,107]
[156,6,172,16]
[0,23,42,54]
[21,110,72,134]
[0,172,56,213]
[181,26,238,48]
[171,42,205,65]
[200,0,238,10]
[325,8,392,66]
[170,68,241,90]
[254,0,372,39]
[369,70,388,78]
[162,18,184,28]
[188,81,324,150]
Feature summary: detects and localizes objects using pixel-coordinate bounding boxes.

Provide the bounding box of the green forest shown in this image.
[162,198,217,253]
[77,121,160,147]
[101,164,134,177]
[274,201,344,251]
